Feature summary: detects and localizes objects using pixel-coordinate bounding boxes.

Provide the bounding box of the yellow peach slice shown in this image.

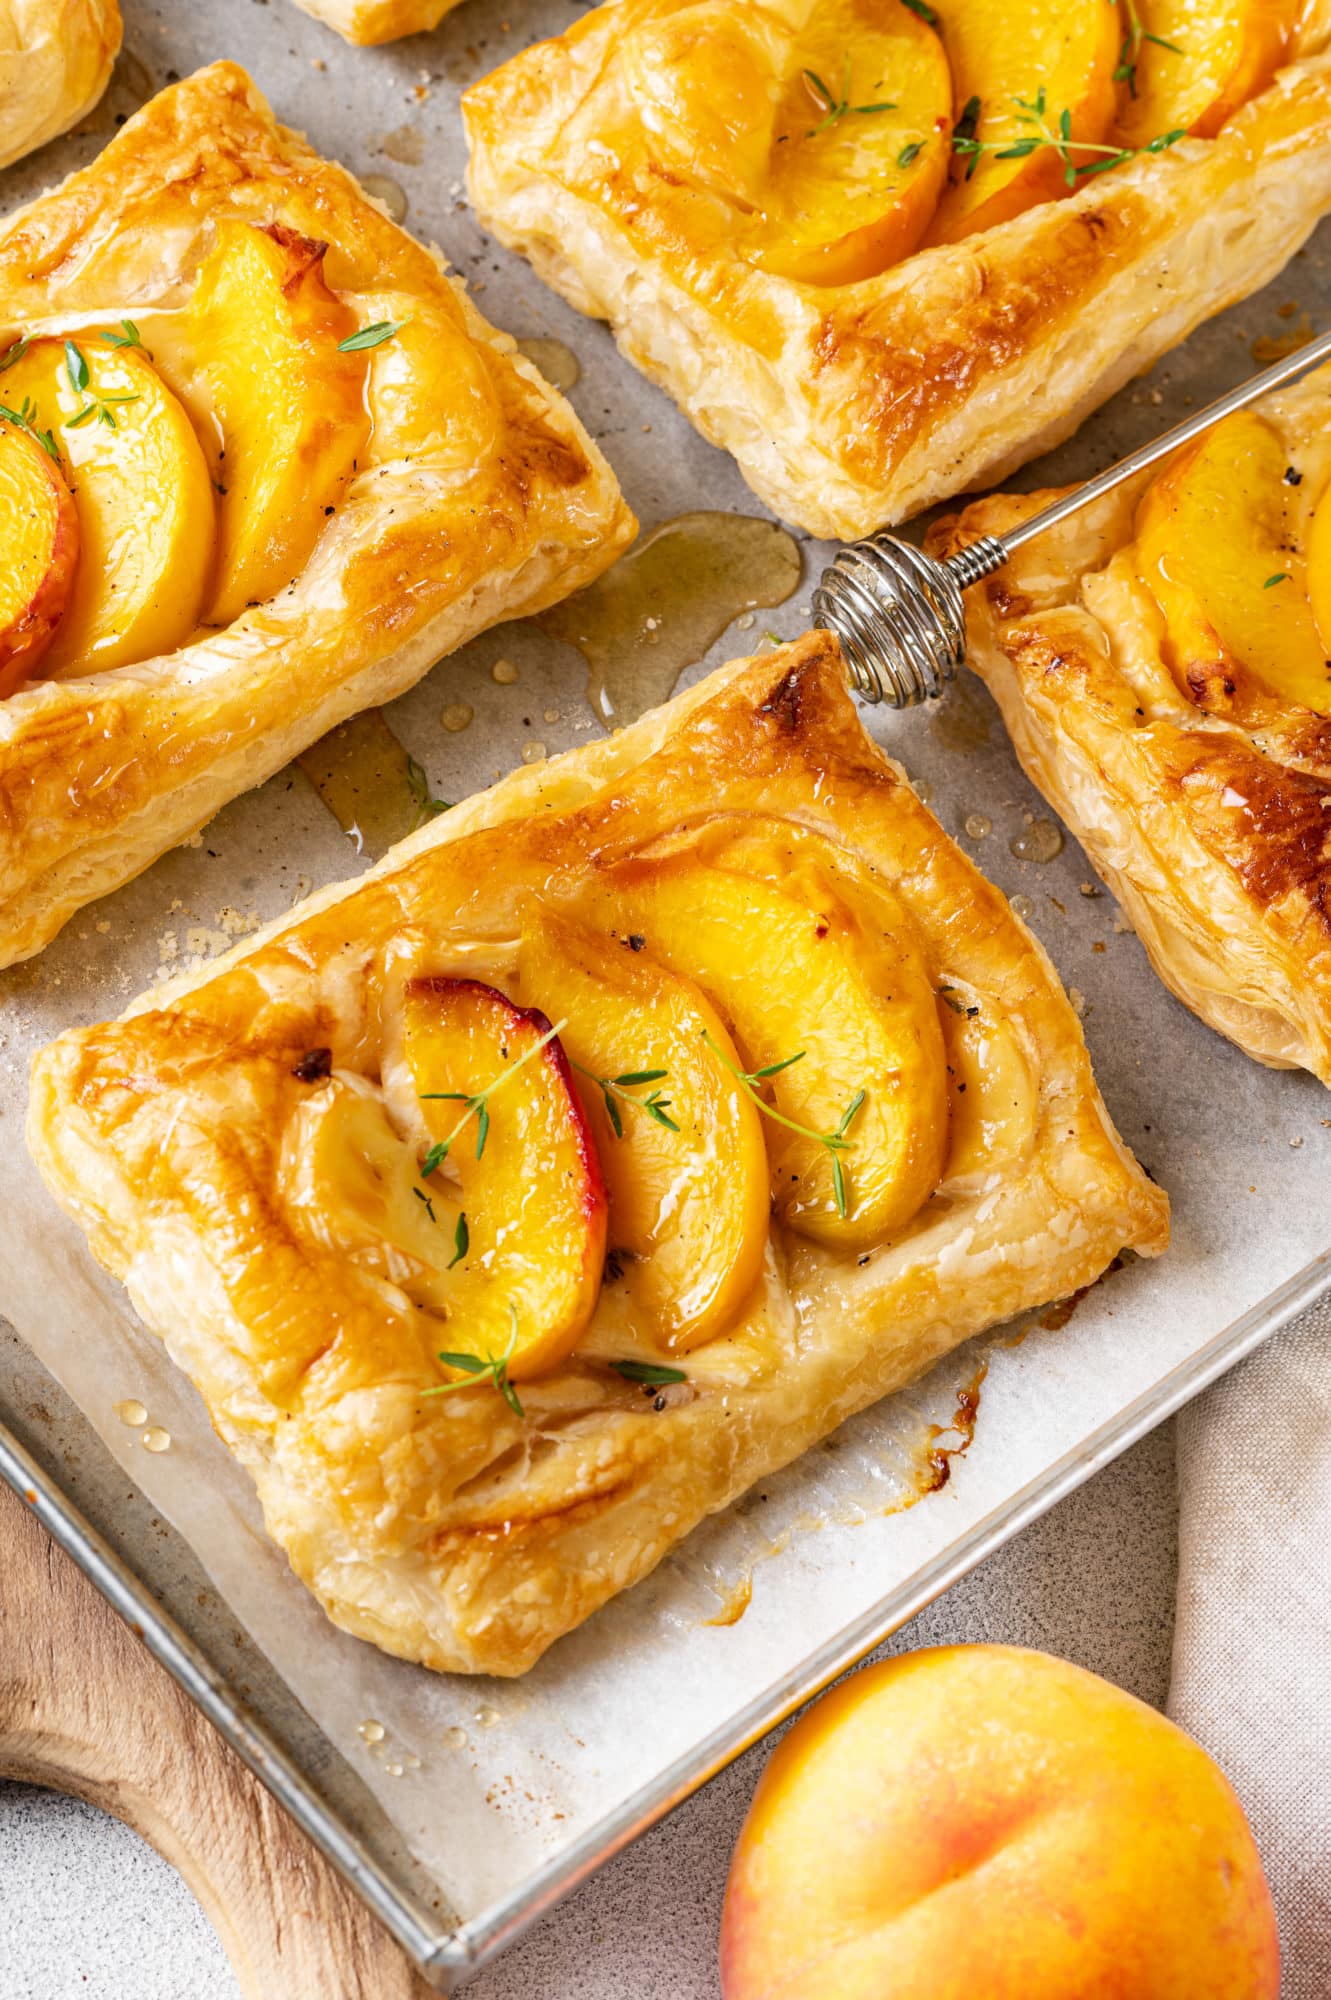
[588,852,949,1250]
[1116,0,1298,148]
[1,335,213,674]
[936,978,1037,1183]
[518,906,768,1351]
[282,1073,462,1318]
[1133,410,1331,716]
[363,289,502,474]
[926,0,1120,245]
[0,410,80,695]
[404,976,607,1380]
[753,0,952,285]
[190,220,369,625]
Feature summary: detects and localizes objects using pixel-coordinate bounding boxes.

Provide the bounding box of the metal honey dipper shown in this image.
[814,324,1331,708]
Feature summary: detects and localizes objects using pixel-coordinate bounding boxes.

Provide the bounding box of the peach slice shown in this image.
[1116,0,1298,148]
[936,978,1037,1184]
[589,851,949,1250]
[403,976,607,1381]
[1,335,213,674]
[0,409,80,695]
[751,0,952,286]
[517,906,768,1351]
[190,220,369,626]
[926,0,1120,245]
[623,0,950,287]
[1133,410,1331,716]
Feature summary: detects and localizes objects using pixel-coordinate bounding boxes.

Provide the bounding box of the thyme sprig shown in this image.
[570,1060,679,1138]
[64,339,140,430]
[1115,0,1183,99]
[951,87,1185,188]
[423,1307,524,1417]
[406,753,450,829]
[0,395,58,463]
[700,1030,865,1220]
[803,57,896,136]
[419,1014,570,1166]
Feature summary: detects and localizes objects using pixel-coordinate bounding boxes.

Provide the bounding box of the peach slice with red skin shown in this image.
[518,906,769,1352]
[403,976,607,1381]
[0,413,79,696]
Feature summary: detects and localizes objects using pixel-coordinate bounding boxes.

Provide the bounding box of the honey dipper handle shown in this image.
[990,322,1331,562]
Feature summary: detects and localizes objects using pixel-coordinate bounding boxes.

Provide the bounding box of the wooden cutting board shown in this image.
[0,1481,435,1998]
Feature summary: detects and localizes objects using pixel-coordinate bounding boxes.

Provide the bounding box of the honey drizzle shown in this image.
[296,711,432,859]
[515,338,581,393]
[537,511,802,726]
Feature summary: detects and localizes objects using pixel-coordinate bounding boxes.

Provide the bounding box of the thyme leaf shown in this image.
[100,320,143,349]
[611,1359,688,1386]
[419,1014,570,1163]
[0,337,29,373]
[406,753,451,829]
[413,1185,438,1223]
[899,0,938,21]
[423,1308,524,1417]
[1264,573,1292,588]
[64,340,89,395]
[1115,0,1183,98]
[700,1030,866,1220]
[338,319,406,353]
[448,1210,469,1268]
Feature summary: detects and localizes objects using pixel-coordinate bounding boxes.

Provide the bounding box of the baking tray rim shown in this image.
[2,1245,1326,1990]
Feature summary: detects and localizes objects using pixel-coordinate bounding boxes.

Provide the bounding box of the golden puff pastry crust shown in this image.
[464,3,1331,541]
[928,363,1331,1085]
[287,0,458,44]
[29,634,1168,1678]
[0,61,634,969]
[0,0,120,171]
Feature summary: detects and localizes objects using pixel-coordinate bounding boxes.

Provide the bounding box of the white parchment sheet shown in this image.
[1,0,1329,1931]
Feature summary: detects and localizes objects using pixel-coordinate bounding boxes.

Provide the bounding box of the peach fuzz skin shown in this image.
[721,1644,1278,2000]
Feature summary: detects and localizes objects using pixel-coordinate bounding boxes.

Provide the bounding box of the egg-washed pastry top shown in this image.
[28,634,1169,1678]
[287,0,458,44]
[929,359,1331,1086]
[0,60,634,969]
[465,0,1331,539]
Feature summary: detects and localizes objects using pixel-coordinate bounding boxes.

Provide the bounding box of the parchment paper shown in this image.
[2,0,1330,1936]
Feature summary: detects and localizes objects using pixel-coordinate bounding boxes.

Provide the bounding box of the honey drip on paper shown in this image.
[537,512,802,727]
[929,673,992,754]
[359,173,409,223]
[296,711,435,859]
[1009,817,1064,863]
[515,338,581,393]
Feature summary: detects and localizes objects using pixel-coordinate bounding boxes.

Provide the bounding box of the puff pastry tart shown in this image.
[0,61,634,970]
[288,0,458,44]
[928,360,1331,1085]
[465,0,1331,540]
[29,634,1169,1677]
[0,0,120,171]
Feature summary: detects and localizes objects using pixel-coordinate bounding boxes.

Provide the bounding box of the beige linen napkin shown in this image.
[1169,1303,1331,1997]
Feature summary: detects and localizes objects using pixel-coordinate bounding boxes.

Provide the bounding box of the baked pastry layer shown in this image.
[928,363,1331,1084]
[465,2,1331,540]
[0,0,119,170]
[0,61,634,968]
[288,0,458,44]
[29,634,1168,1677]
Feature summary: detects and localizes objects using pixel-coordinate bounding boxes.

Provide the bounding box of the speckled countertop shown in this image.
[0,1425,1177,1999]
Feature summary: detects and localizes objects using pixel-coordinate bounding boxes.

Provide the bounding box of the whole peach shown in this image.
[721,1644,1278,2000]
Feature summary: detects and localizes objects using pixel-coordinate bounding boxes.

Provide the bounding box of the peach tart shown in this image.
[465,0,1327,537]
[0,61,634,969]
[29,635,1168,1676]
[930,358,1331,1084]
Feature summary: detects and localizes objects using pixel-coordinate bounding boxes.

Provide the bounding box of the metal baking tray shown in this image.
[2,4,1330,1987]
